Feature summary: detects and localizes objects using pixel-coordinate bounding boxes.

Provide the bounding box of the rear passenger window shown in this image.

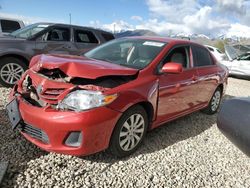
[101,33,115,41]
[193,46,213,67]
[74,30,98,43]
[1,20,21,33]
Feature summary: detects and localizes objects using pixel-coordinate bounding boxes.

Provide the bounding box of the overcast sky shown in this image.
[0,0,250,38]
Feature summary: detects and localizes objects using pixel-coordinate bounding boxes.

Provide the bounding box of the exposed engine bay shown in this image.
[37,68,137,88]
[17,68,137,108]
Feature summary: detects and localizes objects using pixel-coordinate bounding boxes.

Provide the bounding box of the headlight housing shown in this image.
[57,90,117,111]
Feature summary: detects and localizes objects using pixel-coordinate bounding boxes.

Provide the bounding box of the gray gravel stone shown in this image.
[0,78,250,187]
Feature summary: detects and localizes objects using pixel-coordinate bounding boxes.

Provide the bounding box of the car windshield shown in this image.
[84,38,167,69]
[10,23,50,39]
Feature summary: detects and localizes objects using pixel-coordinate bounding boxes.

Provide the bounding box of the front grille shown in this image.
[40,88,65,104]
[21,74,67,105]
[21,123,49,144]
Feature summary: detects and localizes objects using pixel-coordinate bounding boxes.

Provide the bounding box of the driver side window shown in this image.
[162,46,190,69]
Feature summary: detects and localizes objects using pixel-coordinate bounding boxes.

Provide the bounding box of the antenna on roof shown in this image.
[69,13,71,25]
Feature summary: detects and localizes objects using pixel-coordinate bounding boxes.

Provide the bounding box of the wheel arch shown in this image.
[119,101,155,130]
[218,83,224,93]
[136,101,154,125]
[108,101,153,157]
[0,54,30,66]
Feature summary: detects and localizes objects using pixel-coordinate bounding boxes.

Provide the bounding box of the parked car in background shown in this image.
[0,22,115,87]
[0,17,24,36]
[225,44,250,60]
[217,98,250,157]
[6,37,228,157]
[220,52,250,78]
[205,45,227,61]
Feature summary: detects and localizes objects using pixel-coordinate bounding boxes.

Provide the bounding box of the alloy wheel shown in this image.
[119,114,145,151]
[0,63,24,85]
[211,90,221,112]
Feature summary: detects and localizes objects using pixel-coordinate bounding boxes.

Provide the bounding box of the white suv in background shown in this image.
[0,18,25,36]
[206,44,250,78]
[205,45,226,61]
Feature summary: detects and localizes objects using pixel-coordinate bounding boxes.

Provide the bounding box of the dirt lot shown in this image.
[0,77,250,188]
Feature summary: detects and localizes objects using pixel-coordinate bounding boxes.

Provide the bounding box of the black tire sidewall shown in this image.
[109,105,148,157]
[0,57,27,87]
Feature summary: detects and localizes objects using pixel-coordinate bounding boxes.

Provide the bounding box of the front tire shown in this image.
[109,105,148,158]
[0,57,27,87]
[202,87,222,115]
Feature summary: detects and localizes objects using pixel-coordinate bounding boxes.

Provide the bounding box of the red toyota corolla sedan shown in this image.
[6,37,228,157]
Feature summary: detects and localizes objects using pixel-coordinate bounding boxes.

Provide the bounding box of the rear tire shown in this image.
[202,87,222,115]
[0,57,27,87]
[109,105,148,158]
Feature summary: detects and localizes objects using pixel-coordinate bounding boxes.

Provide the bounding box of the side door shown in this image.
[230,59,241,74]
[34,26,77,55]
[72,28,99,55]
[239,54,250,74]
[156,45,200,124]
[192,45,219,104]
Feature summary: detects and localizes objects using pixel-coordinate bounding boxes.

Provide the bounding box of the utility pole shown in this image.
[113,23,116,34]
[69,13,71,25]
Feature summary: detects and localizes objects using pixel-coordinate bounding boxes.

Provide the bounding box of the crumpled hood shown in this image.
[30,54,138,79]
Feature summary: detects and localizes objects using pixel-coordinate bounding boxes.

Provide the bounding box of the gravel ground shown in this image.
[0,77,250,188]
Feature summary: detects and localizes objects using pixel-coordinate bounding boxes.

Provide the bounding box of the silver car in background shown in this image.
[207,44,250,78]
[205,45,226,61]
[220,52,250,77]
[221,45,250,77]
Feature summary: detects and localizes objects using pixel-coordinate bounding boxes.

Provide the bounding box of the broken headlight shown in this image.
[57,90,117,111]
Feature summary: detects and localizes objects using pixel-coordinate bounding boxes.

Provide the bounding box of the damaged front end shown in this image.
[14,55,138,112]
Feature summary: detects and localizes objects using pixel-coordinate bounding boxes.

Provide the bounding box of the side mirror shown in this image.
[161,62,183,74]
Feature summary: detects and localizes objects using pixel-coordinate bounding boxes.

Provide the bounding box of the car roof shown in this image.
[0,17,23,23]
[122,36,203,46]
[34,22,113,34]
